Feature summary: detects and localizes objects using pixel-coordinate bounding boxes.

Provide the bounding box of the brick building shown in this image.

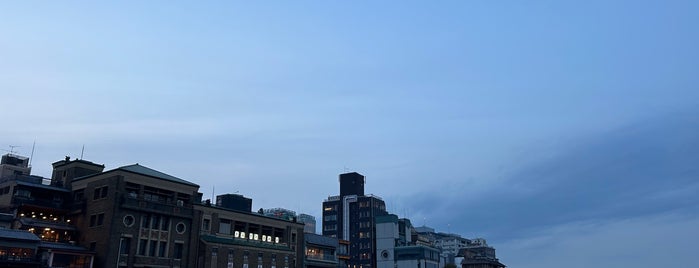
[70,163,201,268]
[192,196,305,268]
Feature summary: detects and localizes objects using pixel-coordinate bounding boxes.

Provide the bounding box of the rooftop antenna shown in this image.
[8,145,19,155]
[29,141,36,166]
[212,185,215,203]
[80,145,85,159]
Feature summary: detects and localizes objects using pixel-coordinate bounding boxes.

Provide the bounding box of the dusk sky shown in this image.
[2,1,698,267]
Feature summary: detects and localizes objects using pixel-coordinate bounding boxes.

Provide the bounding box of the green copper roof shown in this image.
[119,164,199,187]
[73,163,199,187]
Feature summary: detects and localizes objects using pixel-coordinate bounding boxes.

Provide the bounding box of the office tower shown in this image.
[322,172,387,268]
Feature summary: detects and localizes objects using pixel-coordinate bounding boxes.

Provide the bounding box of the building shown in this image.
[0,154,97,267]
[304,233,338,268]
[70,163,201,268]
[217,194,253,213]
[263,208,297,222]
[0,228,42,267]
[297,214,316,234]
[193,194,305,268]
[0,154,31,179]
[458,239,505,268]
[375,215,440,268]
[322,172,388,268]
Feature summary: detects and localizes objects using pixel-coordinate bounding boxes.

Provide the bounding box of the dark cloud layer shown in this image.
[406,110,699,241]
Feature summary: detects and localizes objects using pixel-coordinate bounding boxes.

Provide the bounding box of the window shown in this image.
[227,250,235,268]
[142,215,150,228]
[176,222,186,234]
[203,218,211,231]
[174,243,183,259]
[90,213,105,227]
[73,189,84,201]
[212,247,218,257]
[324,224,337,231]
[324,215,337,221]
[149,241,157,256]
[120,237,131,254]
[151,215,160,229]
[93,186,108,200]
[158,241,167,257]
[123,215,135,227]
[257,253,263,268]
[243,251,249,268]
[161,216,170,231]
[138,239,147,255]
[219,219,232,235]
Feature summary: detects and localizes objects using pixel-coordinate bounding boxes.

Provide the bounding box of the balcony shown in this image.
[306,254,337,263]
[120,194,193,216]
[12,196,65,210]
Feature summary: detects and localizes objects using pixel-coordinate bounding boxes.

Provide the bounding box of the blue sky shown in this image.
[2,1,698,267]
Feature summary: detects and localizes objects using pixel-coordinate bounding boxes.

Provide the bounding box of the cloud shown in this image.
[500,210,699,267]
[395,110,699,266]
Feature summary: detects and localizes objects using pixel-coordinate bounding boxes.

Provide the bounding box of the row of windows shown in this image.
[132,239,184,259]
[211,248,291,268]
[210,218,289,244]
[142,214,171,231]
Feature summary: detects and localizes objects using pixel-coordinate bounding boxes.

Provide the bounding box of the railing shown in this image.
[121,194,193,215]
[12,196,64,209]
[0,254,37,263]
[306,254,337,262]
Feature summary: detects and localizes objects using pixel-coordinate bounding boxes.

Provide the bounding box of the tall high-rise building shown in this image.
[322,172,387,268]
[298,213,316,234]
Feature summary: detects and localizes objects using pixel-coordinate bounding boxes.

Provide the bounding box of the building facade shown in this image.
[304,233,338,268]
[375,215,440,268]
[0,154,98,267]
[70,163,201,268]
[193,197,305,268]
[322,172,388,268]
[297,214,316,234]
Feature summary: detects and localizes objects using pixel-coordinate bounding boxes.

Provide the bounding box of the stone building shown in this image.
[70,163,201,268]
[192,196,305,268]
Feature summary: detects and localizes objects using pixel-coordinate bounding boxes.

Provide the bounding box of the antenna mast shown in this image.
[80,145,85,159]
[29,141,36,166]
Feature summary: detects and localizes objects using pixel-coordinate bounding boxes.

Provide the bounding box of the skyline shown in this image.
[2,1,698,267]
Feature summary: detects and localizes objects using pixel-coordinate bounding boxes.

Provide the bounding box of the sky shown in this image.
[1,1,698,267]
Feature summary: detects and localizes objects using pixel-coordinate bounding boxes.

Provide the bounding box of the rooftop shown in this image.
[74,163,199,187]
[0,228,41,242]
